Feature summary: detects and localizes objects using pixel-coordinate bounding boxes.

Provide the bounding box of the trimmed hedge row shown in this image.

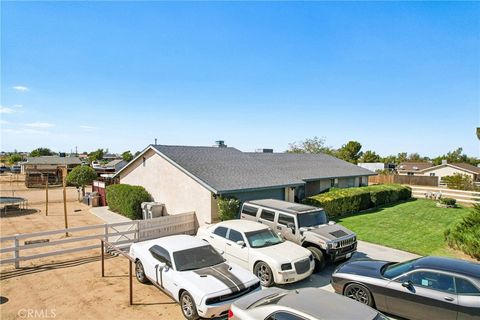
[106,184,152,219]
[303,184,411,217]
[445,204,480,260]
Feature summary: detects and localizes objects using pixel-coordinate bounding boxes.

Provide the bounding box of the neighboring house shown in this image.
[106,159,128,172]
[420,162,480,183]
[358,162,395,172]
[22,156,82,187]
[397,161,480,182]
[396,162,434,176]
[103,153,121,161]
[115,144,375,225]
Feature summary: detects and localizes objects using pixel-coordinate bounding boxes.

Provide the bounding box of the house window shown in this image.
[430,173,435,176]
[407,172,414,176]
[330,178,338,188]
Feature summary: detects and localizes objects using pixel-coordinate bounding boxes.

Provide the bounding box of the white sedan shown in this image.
[129,235,261,320]
[196,220,314,287]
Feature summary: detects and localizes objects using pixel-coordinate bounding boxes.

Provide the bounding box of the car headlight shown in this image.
[281,263,292,271]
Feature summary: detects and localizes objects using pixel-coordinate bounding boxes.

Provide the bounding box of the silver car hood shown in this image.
[306,224,355,241]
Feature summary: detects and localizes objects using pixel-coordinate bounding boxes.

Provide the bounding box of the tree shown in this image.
[122,151,133,162]
[337,141,362,164]
[30,148,55,157]
[407,153,427,162]
[217,196,240,221]
[359,150,381,163]
[382,155,397,164]
[134,151,141,157]
[287,136,336,155]
[442,173,476,191]
[7,153,22,165]
[88,149,104,163]
[66,166,98,197]
[432,147,470,165]
[396,152,408,164]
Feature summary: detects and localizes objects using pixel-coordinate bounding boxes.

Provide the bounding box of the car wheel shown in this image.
[307,246,326,272]
[180,291,199,320]
[135,261,149,284]
[254,261,274,287]
[344,283,375,307]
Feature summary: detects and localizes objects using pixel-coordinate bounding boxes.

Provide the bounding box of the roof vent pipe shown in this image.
[215,140,227,148]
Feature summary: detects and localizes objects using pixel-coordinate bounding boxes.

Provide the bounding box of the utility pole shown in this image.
[62,167,69,236]
[45,173,49,216]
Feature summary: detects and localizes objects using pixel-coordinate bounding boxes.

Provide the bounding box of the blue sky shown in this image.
[1,1,479,157]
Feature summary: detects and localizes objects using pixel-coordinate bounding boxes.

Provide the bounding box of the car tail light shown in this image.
[228,309,234,319]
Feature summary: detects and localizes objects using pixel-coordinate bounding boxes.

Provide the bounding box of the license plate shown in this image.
[346,253,352,258]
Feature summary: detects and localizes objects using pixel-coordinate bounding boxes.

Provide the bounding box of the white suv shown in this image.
[196,220,314,287]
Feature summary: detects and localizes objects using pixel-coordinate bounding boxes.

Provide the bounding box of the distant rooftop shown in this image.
[24,156,82,165]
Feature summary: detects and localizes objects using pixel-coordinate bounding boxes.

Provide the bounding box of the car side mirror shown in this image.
[236,240,245,247]
[287,223,296,234]
[402,281,413,288]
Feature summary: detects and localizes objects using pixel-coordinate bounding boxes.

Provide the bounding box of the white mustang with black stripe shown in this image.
[129,235,261,320]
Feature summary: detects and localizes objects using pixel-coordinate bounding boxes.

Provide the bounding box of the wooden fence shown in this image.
[410,186,480,205]
[0,212,197,268]
[369,175,439,186]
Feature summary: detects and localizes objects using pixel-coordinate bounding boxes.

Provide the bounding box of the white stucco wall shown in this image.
[119,148,215,225]
[421,166,475,180]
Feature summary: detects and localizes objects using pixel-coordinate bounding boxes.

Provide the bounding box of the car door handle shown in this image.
[209,235,214,239]
[226,243,232,246]
[277,226,282,230]
[444,297,454,302]
[257,220,262,223]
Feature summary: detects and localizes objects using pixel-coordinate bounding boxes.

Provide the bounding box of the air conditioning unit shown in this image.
[141,202,165,220]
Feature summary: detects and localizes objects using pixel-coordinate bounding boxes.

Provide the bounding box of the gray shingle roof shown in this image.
[151,145,375,193]
[24,156,82,165]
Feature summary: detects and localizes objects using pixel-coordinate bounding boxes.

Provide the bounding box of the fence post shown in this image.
[104,224,108,250]
[14,235,20,269]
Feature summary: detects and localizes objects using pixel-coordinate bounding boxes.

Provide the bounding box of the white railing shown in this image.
[410,186,480,204]
[0,212,197,268]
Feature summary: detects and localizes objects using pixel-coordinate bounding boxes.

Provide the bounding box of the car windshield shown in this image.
[173,245,225,271]
[298,210,328,228]
[382,258,419,279]
[245,229,283,248]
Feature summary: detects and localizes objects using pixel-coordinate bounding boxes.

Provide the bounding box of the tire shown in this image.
[180,291,199,320]
[307,246,326,272]
[254,261,274,287]
[344,283,375,307]
[135,261,149,284]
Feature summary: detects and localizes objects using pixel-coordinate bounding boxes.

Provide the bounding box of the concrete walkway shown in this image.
[89,206,134,244]
[90,206,132,223]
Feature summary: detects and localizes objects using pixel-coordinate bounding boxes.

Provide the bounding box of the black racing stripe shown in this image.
[212,263,246,291]
[194,266,238,292]
[193,263,246,292]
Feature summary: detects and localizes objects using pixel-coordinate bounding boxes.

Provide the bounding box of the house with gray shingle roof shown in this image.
[22,156,82,187]
[115,144,375,225]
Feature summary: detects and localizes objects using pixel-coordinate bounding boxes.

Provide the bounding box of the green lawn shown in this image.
[336,199,472,257]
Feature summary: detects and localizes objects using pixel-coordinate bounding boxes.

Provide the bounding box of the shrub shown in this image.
[439,198,457,206]
[445,204,480,260]
[106,184,152,219]
[442,173,477,191]
[304,184,411,217]
[66,165,97,196]
[217,196,240,221]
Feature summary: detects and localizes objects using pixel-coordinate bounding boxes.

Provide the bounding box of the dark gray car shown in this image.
[228,287,388,320]
[331,256,480,320]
